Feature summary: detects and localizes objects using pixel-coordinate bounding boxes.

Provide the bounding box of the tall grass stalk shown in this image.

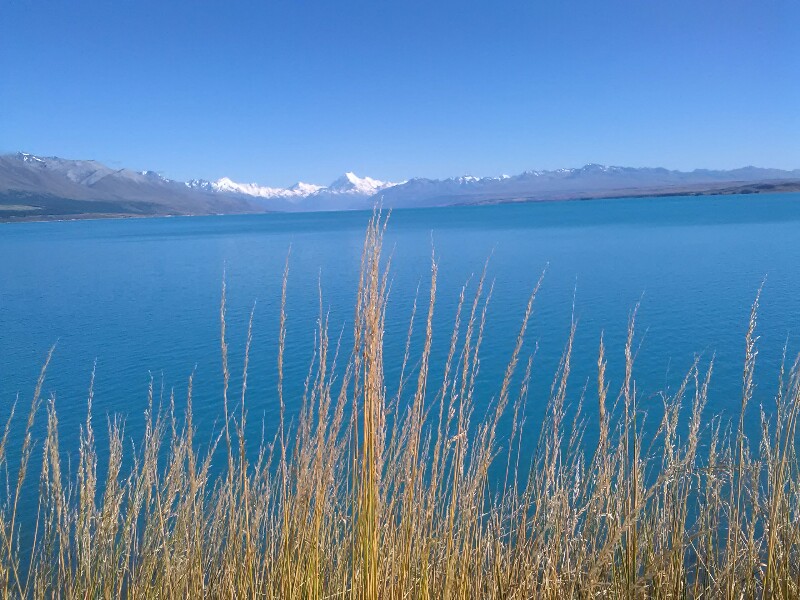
[2,212,800,598]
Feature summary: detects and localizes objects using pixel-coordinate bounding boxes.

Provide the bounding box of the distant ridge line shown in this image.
[1,151,799,222]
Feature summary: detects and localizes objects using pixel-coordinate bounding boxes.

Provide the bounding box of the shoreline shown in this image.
[2,182,800,225]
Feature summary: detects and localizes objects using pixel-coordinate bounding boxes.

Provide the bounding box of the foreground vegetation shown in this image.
[2,213,800,598]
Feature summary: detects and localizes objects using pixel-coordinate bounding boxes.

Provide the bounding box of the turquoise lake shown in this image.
[2,194,800,476]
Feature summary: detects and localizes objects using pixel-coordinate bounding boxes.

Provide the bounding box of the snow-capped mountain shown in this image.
[185,179,215,192]
[181,171,402,211]
[211,177,289,199]
[2,151,799,221]
[327,172,396,195]
[285,181,327,197]
[209,171,396,202]
[209,177,325,200]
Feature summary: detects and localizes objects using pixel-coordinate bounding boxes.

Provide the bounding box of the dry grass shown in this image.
[2,211,800,598]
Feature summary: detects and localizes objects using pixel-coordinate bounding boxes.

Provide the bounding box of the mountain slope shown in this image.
[0,153,264,220]
[377,164,800,208]
[2,152,799,221]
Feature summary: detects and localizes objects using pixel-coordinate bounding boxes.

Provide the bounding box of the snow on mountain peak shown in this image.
[18,152,45,164]
[140,170,170,183]
[209,177,327,200]
[210,177,287,198]
[186,179,214,191]
[328,172,395,195]
[287,181,325,195]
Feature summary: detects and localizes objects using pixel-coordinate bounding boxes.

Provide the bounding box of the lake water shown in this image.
[2,194,800,478]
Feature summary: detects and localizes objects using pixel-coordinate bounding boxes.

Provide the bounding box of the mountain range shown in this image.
[2,152,799,221]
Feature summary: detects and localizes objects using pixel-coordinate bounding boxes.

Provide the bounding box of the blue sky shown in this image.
[1,0,798,186]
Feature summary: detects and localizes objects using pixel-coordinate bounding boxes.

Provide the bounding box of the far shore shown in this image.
[2,180,800,224]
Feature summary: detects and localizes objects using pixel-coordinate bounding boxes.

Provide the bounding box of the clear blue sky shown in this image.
[1,0,798,186]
